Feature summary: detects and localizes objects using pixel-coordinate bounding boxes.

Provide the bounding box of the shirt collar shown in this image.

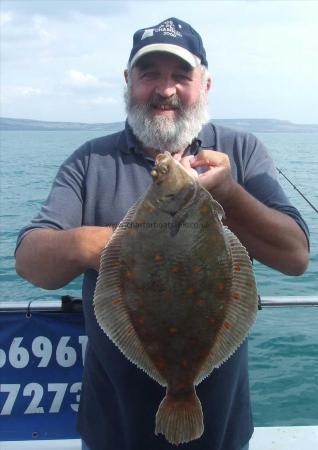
[197,123,216,149]
[124,121,139,153]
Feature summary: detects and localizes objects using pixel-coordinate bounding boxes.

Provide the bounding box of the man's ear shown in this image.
[124,69,129,84]
[206,76,212,93]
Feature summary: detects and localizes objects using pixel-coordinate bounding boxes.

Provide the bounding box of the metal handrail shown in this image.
[0,296,82,313]
[259,296,318,308]
[0,296,317,313]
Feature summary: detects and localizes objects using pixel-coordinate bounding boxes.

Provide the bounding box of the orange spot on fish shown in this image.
[126,271,133,279]
[200,206,209,213]
[224,321,231,329]
[192,266,202,273]
[186,287,195,295]
[218,283,225,291]
[169,327,177,334]
[137,318,145,324]
[112,298,121,305]
[171,266,179,273]
[232,292,241,301]
[234,264,241,272]
[111,261,119,267]
[127,326,134,334]
[208,318,216,325]
[154,254,162,262]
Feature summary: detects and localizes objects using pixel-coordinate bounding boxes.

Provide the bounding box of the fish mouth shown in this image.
[151,152,172,179]
[152,152,197,181]
[149,152,198,215]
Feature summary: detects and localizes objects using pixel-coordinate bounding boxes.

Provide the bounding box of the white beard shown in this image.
[124,84,208,154]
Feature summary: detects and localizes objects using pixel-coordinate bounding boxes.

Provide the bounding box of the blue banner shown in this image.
[0,310,86,440]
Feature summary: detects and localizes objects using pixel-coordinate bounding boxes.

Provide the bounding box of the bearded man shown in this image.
[15,18,309,450]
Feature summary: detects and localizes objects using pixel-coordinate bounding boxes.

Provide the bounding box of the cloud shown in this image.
[1,0,129,20]
[67,70,100,87]
[63,70,116,95]
[1,9,56,49]
[0,10,13,26]
[2,84,42,100]
[58,70,120,115]
[1,1,318,123]
[32,15,56,45]
[80,96,118,106]
[1,4,130,71]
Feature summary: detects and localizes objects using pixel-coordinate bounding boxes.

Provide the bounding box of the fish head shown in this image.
[149,152,198,214]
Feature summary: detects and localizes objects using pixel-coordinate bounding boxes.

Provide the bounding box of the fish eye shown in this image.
[159,165,169,174]
[151,169,158,178]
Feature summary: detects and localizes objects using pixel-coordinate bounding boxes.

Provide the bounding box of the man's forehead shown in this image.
[134,52,193,72]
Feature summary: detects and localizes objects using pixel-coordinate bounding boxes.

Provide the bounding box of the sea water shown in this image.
[0,127,317,426]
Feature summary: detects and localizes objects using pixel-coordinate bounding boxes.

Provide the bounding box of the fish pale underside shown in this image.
[94,151,258,445]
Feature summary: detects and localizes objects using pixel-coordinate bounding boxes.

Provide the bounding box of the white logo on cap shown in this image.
[141,20,182,41]
[141,29,154,40]
[157,20,182,38]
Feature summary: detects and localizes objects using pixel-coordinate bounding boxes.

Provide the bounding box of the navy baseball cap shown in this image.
[129,18,208,68]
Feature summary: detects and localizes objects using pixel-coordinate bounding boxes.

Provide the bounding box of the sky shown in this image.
[1,0,317,124]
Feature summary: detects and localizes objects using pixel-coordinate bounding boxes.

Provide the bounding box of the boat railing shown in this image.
[1,295,318,313]
[0,295,317,449]
[258,295,318,307]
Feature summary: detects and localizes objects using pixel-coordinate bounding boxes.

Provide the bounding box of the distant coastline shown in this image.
[1,117,318,133]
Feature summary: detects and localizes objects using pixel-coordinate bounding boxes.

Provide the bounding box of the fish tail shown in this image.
[155,388,203,445]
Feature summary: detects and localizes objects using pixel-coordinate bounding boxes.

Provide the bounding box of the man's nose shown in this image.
[155,78,177,98]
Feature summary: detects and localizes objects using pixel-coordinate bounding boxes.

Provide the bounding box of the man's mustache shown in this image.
[149,94,182,109]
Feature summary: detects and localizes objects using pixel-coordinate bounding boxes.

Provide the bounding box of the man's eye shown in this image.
[174,74,191,82]
[141,71,158,79]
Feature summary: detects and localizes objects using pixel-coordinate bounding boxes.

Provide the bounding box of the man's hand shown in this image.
[177,149,308,275]
[179,150,236,204]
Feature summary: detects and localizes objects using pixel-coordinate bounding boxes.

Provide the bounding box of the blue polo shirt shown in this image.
[16,122,309,450]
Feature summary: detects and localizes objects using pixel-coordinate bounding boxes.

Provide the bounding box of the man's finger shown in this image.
[178,155,195,168]
[190,158,216,168]
[178,156,199,178]
[190,151,230,170]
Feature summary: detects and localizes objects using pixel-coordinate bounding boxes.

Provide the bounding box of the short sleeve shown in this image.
[15,143,89,252]
[243,134,310,246]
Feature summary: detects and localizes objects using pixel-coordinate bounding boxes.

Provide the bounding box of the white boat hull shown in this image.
[1,427,318,449]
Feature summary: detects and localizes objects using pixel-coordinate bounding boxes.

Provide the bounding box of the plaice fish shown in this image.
[94,151,258,445]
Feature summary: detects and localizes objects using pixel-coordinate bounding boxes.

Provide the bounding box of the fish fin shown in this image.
[202,187,225,220]
[155,388,203,445]
[211,197,225,221]
[195,226,258,384]
[94,201,166,387]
